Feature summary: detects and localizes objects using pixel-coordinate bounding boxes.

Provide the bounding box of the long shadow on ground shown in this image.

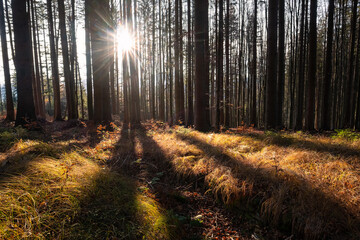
[175,132,360,239]
[241,131,360,158]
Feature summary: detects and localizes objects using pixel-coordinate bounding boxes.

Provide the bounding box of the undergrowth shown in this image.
[2,122,360,239]
[152,125,360,239]
[0,131,176,239]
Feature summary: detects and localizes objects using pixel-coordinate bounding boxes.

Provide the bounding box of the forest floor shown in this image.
[0,119,360,239]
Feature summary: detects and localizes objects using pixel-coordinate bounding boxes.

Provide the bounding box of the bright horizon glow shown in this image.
[117,26,135,53]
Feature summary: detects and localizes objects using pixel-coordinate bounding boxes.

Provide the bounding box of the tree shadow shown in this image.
[114,125,208,239]
[240,131,360,158]
[175,132,360,239]
[109,124,137,170]
[0,125,176,239]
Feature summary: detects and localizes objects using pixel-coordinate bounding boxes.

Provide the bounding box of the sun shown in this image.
[117,27,135,53]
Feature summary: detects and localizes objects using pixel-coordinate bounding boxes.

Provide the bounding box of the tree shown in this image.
[215,0,224,130]
[90,0,112,124]
[265,0,278,129]
[250,0,257,127]
[344,0,358,128]
[186,0,193,126]
[0,0,14,121]
[277,0,285,128]
[12,0,36,126]
[58,0,77,120]
[224,0,231,127]
[85,0,93,120]
[194,0,210,131]
[175,0,185,123]
[31,0,45,119]
[47,0,62,120]
[304,0,317,131]
[322,0,334,130]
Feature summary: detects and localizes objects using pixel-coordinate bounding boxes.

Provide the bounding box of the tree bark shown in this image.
[12,0,36,126]
[47,0,62,120]
[215,0,223,130]
[0,0,14,121]
[58,0,77,120]
[85,0,93,120]
[304,0,317,131]
[322,0,334,130]
[186,0,193,126]
[194,0,210,131]
[265,0,278,129]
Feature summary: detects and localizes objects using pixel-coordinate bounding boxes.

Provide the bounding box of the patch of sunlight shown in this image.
[135,194,172,239]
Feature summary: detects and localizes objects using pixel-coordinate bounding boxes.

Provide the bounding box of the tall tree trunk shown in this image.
[294,0,306,130]
[90,0,112,124]
[250,0,257,127]
[31,0,45,119]
[194,0,210,131]
[322,0,334,130]
[42,21,52,115]
[304,0,317,131]
[151,0,156,119]
[0,0,14,121]
[224,0,230,127]
[355,11,360,129]
[159,0,165,121]
[85,0,93,120]
[186,0,193,126]
[179,0,185,123]
[265,0,278,129]
[12,0,36,126]
[215,0,224,130]
[344,0,358,128]
[5,0,15,64]
[110,0,116,115]
[174,0,184,123]
[168,0,173,124]
[128,0,140,125]
[277,0,285,128]
[47,0,61,120]
[58,0,77,120]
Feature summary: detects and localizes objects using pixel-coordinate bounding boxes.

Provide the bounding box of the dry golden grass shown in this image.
[1,123,360,239]
[147,126,360,239]
[0,128,175,239]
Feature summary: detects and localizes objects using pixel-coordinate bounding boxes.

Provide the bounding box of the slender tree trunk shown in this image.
[277,0,285,128]
[179,0,185,123]
[265,0,278,129]
[58,0,77,120]
[0,0,14,121]
[168,0,173,124]
[31,0,45,119]
[250,0,257,127]
[186,0,193,126]
[159,0,165,121]
[294,0,306,130]
[344,0,358,127]
[322,0,334,130]
[128,0,140,124]
[42,21,52,115]
[224,0,230,127]
[85,0,93,120]
[47,0,61,120]
[216,0,224,130]
[151,0,156,119]
[5,0,14,64]
[304,0,317,130]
